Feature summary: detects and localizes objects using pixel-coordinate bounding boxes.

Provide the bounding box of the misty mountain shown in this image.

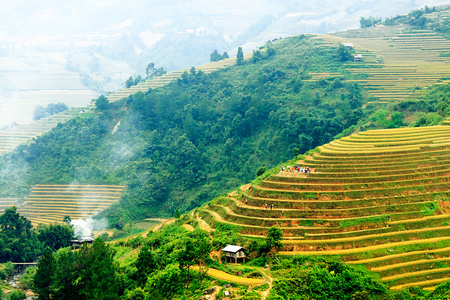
[0,0,447,126]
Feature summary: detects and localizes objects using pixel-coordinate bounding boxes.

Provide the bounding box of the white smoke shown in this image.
[71,217,108,238]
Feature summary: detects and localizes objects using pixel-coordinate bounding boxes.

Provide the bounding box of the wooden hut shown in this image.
[353,54,363,63]
[222,245,247,263]
[70,237,94,248]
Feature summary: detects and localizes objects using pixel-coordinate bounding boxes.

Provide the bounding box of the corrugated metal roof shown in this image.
[222,245,245,253]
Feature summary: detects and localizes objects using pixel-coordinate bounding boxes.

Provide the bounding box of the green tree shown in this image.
[146,63,156,78]
[63,215,72,225]
[256,166,267,177]
[265,227,283,253]
[210,50,221,62]
[135,245,157,287]
[178,238,196,287]
[337,44,353,62]
[95,95,109,111]
[34,247,55,300]
[193,232,211,282]
[237,47,244,65]
[126,287,146,300]
[125,76,135,88]
[51,248,78,300]
[37,223,74,251]
[251,50,262,63]
[0,206,38,262]
[74,237,119,300]
[221,52,229,60]
[7,290,26,300]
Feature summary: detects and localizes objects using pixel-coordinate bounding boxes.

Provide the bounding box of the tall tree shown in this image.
[34,247,55,300]
[51,248,79,300]
[95,95,109,111]
[0,206,38,262]
[178,238,196,287]
[74,237,119,300]
[135,245,157,287]
[210,50,221,62]
[236,47,244,65]
[337,44,353,62]
[265,226,283,253]
[193,232,211,282]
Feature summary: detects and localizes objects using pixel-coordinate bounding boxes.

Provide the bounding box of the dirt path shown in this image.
[182,224,195,231]
[196,212,214,232]
[240,183,252,191]
[147,218,175,236]
[259,269,273,300]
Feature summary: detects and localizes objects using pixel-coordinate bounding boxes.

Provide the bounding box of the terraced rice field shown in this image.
[199,125,450,290]
[0,107,87,154]
[18,184,125,226]
[106,53,253,102]
[0,198,18,213]
[315,24,450,103]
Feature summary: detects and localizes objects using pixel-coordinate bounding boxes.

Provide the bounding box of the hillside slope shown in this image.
[199,122,450,290]
[0,35,374,225]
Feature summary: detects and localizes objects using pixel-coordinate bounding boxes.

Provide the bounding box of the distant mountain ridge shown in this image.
[0,0,448,126]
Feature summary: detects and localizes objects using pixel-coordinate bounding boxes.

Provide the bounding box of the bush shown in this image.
[7,290,26,300]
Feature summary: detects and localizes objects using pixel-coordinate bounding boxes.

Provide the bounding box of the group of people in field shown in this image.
[281,165,311,173]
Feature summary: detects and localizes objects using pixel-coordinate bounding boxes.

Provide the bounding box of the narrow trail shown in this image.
[147,218,175,236]
[259,269,274,300]
[196,212,214,232]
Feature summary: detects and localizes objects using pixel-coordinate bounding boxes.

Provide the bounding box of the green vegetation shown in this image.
[33,102,68,121]
[0,35,373,227]
[0,207,73,263]
[268,256,389,300]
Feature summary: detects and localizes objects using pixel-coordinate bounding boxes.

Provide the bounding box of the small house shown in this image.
[353,54,363,63]
[343,42,353,49]
[70,237,94,248]
[222,245,247,263]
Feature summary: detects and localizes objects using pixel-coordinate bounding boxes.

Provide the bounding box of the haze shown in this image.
[0,0,447,126]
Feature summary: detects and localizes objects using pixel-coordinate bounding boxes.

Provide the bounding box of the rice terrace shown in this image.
[199,123,450,291]
[2,4,450,299]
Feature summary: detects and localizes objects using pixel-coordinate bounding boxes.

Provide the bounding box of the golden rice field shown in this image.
[191,266,265,286]
[314,24,450,103]
[0,198,18,213]
[106,53,253,102]
[0,107,87,154]
[199,124,450,291]
[18,184,125,226]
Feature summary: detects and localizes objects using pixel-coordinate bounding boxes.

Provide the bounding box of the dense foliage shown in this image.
[267,257,389,300]
[0,35,373,227]
[33,102,68,121]
[0,207,39,262]
[0,207,73,263]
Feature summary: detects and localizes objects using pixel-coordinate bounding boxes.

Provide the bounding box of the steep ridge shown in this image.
[200,123,450,290]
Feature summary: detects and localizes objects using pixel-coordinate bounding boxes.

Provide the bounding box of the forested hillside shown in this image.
[0,35,373,227]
